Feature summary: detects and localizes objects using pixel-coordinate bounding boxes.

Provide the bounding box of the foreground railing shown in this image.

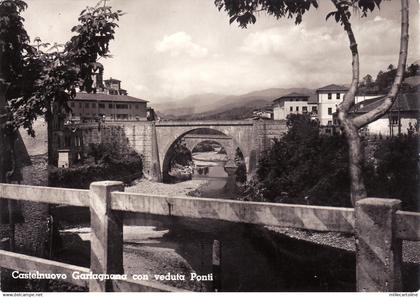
[0,181,419,292]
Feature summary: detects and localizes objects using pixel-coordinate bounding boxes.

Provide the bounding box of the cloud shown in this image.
[239,25,344,60]
[155,32,208,58]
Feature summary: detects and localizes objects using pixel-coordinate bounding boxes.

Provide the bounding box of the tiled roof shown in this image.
[74,92,148,103]
[317,84,349,92]
[307,94,318,104]
[273,92,310,102]
[352,93,419,113]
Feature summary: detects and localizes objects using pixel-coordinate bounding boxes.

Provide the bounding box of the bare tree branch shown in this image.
[352,0,409,128]
[331,0,366,205]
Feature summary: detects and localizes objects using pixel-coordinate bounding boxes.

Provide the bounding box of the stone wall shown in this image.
[74,119,287,181]
[253,119,287,156]
[76,121,155,177]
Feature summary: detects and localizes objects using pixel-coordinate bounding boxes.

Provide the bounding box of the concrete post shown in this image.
[224,160,238,196]
[89,181,124,292]
[212,240,221,292]
[355,198,402,292]
[150,122,162,182]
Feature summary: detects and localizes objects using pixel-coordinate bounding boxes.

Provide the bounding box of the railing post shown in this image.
[0,238,9,291]
[355,198,402,292]
[212,239,221,292]
[89,181,124,292]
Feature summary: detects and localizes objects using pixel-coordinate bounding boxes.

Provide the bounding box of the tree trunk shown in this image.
[345,121,367,205]
[333,0,409,206]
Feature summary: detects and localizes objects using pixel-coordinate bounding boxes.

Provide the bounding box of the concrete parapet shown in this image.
[355,198,402,292]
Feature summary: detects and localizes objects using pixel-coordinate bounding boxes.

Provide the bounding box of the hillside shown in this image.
[155,87,314,120]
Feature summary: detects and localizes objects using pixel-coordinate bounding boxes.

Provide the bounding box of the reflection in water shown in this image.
[192,159,234,198]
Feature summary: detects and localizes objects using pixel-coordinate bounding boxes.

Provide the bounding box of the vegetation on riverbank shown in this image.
[243,114,419,211]
[49,143,143,189]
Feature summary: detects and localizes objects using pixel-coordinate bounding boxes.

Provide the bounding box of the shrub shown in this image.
[366,134,419,211]
[250,114,418,211]
[49,142,143,189]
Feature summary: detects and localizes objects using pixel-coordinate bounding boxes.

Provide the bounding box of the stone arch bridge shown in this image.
[71,119,286,181]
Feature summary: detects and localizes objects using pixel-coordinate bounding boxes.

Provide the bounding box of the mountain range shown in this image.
[153,87,315,120]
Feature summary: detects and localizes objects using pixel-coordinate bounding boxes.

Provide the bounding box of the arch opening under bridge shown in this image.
[161,128,247,183]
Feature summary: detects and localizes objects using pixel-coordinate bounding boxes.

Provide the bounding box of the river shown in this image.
[190,152,235,199]
[54,151,358,292]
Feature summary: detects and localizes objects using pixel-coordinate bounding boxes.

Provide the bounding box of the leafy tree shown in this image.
[407,63,419,76]
[215,0,410,205]
[3,0,123,165]
[256,114,355,206]
[369,135,419,211]
[361,74,373,87]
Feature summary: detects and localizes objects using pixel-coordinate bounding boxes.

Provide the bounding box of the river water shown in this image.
[190,152,234,199]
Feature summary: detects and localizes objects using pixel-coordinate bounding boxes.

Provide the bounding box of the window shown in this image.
[116,104,129,109]
[328,120,332,126]
[116,114,128,120]
[290,106,293,112]
[85,103,89,108]
[311,106,317,113]
[328,107,333,115]
[79,103,82,108]
[135,104,139,109]
[296,106,299,112]
[336,93,340,99]
[391,116,399,125]
[70,102,75,108]
[328,93,332,100]
[99,103,105,108]
[109,103,113,108]
[302,106,308,113]
[92,103,96,108]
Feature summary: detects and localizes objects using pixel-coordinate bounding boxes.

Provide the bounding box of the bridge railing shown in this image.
[0,181,419,292]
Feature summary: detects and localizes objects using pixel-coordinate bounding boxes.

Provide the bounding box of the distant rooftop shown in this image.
[273,92,318,104]
[317,84,349,92]
[104,78,121,83]
[74,92,148,103]
[273,92,309,102]
[352,92,419,114]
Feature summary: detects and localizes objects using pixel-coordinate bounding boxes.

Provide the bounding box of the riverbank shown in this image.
[127,179,208,196]
[267,226,420,264]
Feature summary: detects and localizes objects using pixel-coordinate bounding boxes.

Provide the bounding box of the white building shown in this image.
[272,92,317,120]
[316,84,349,126]
[252,107,273,120]
[272,85,385,126]
[350,92,419,136]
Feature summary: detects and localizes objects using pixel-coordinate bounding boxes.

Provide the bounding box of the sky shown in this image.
[23,0,419,103]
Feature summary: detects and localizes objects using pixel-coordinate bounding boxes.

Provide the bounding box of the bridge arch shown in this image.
[160,127,247,183]
[150,120,286,181]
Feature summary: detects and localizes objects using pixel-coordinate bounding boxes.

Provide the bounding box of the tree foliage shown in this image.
[252,114,418,211]
[1,0,124,136]
[368,135,419,211]
[359,63,419,94]
[214,0,382,28]
[256,114,354,207]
